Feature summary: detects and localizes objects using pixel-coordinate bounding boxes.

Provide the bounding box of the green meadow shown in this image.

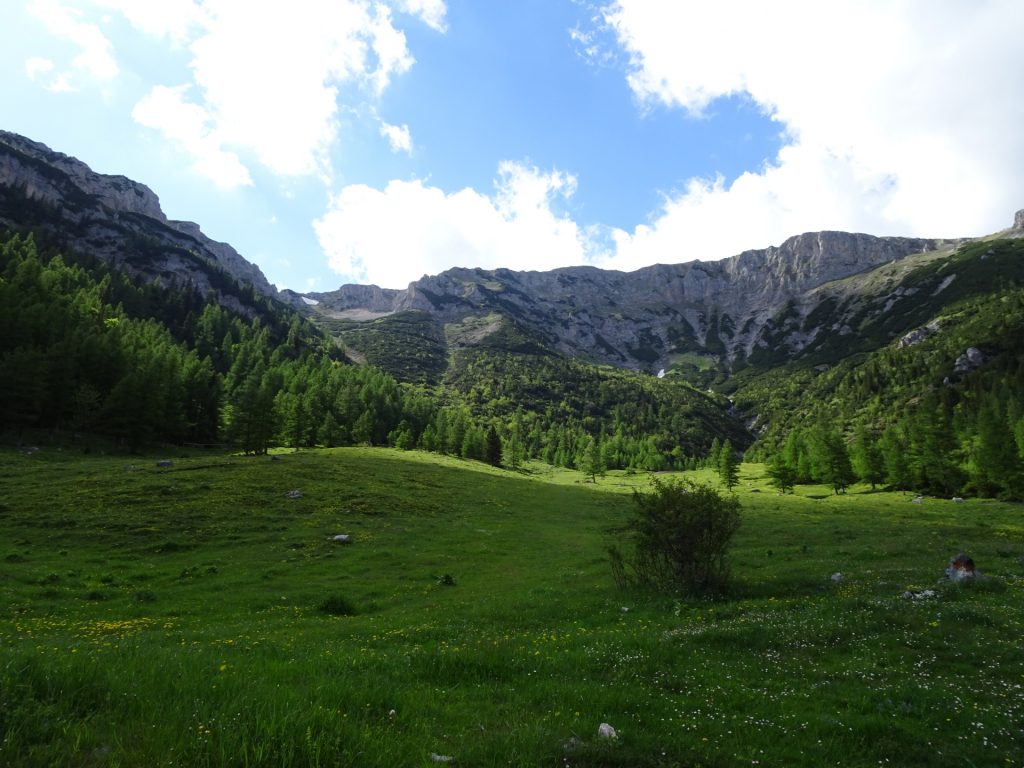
[2,447,1023,767]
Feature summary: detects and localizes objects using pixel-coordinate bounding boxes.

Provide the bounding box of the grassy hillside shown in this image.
[2,447,1023,766]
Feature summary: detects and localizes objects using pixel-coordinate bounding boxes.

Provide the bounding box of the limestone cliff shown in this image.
[0,131,276,308]
[307,229,964,370]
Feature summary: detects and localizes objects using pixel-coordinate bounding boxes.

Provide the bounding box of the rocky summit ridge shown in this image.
[303,227,983,371]
[0,131,275,312]
[3,129,1020,375]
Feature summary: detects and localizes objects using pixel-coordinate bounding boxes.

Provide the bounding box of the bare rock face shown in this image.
[1013,209,1024,233]
[0,132,165,220]
[309,230,954,369]
[0,130,276,306]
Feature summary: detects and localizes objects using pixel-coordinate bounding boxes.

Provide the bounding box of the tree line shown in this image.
[0,234,734,469]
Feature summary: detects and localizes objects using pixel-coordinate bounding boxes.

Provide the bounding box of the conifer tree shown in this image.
[880,423,913,490]
[973,401,1023,498]
[485,424,503,467]
[582,435,607,483]
[851,424,885,489]
[767,453,797,493]
[718,439,739,490]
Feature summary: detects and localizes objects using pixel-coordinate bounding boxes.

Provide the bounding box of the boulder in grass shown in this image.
[156,459,172,468]
[331,534,352,544]
[597,723,618,740]
[902,588,937,600]
[945,553,977,582]
[286,490,303,499]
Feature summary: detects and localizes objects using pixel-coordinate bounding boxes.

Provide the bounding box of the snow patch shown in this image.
[932,273,956,296]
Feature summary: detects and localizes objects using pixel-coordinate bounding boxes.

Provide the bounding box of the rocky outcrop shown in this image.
[1013,209,1024,234]
[954,347,986,373]
[0,130,276,306]
[0,132,165,220]
[897,321,941,349]
[307,230,956,369]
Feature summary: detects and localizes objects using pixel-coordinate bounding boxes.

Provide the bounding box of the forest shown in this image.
[3,228,1024,498]
[0,233,732,472]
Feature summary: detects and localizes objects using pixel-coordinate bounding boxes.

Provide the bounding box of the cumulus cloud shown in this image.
[314,162,588,287]
[89,0,202,44]
[598,0,1024,265]
[107,0,444,186]
[380,122,413,154]
[132,84,253,188]
[26,0,119,88]
[24,56,55,80]
[394,0,447,32]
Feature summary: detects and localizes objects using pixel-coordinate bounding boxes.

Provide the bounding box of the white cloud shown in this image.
[24,56,54,80]
[315,162,589,287]
[26,0,118,87]
[394,0,447,32]
[132,84,253,189]
[380,122,412,154]
[597,0,1024,266]
[89,0,202,44]
[110,0,442,185]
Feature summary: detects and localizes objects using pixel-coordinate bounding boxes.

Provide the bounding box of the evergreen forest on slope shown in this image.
[3,214,1024,499]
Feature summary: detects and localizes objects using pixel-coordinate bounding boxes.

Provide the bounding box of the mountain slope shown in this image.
[0,131,276,316]
[302,231,973,376]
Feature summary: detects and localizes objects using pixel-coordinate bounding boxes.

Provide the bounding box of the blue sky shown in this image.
[3,1,1023,291]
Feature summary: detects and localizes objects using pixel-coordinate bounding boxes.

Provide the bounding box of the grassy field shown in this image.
[2,446,1023,767]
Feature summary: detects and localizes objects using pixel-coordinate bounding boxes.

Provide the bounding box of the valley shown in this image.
[2,447,1023,767]
[3,130,1024,767]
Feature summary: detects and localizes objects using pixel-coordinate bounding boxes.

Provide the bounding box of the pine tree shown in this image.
[973,401,1023,498]
[718,439,739,490]
[707,437,722,470]
[821,430,856,494]
[582,435,607,483]
[485,424,503,467]
[851,424,885,489]
[504,414,525,470]
[767,453,797,493]
[880,423,912,490]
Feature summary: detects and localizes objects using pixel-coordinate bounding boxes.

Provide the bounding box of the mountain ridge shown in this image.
[0,130,276,315]
[300,229,974,374]
[3,129,1021,381]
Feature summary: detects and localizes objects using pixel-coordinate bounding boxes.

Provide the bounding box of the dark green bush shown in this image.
[609,478,741,595]
[318,595,357,616]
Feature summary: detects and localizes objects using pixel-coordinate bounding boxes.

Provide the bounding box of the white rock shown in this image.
[597,723,618,740]
[430,753,454,763]
[331,534,352,544]
[830,572,844,583]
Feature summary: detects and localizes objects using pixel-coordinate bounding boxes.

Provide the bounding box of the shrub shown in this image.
[318,595,357,616]
[609,478,741,595]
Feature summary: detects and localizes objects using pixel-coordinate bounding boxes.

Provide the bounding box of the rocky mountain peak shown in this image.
[0,130,165,220]
[0,131,276,306]
[304,227,969,372]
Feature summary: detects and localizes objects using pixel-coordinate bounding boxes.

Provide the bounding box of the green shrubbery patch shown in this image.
[318,594,358,616]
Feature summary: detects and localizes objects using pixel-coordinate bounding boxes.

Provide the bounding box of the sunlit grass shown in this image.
[1,447,1022,766]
